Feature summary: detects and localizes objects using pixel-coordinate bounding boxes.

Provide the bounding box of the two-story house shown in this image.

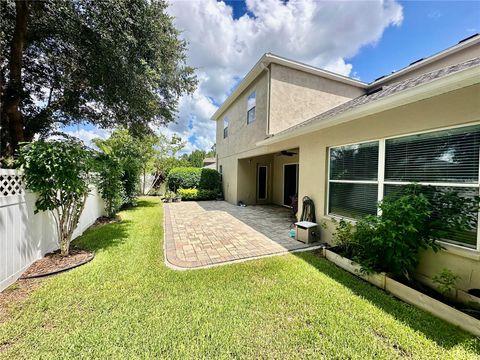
[212,34,480,291]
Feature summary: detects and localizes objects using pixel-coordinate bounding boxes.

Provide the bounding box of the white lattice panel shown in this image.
[0,169,24,197]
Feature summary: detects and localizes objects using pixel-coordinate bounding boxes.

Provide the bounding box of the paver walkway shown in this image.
[164,201,320,269]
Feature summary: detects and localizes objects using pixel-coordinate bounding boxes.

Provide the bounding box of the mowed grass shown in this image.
[0,198,479,359]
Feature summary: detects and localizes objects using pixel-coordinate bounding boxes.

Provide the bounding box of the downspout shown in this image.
[261,62,271,137]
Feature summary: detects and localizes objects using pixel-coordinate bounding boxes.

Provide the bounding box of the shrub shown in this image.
[177,188,217,201]
[95,153,124,218]
[167,167,221,192]
[199,168,222,191]
[353,189,439,278]
[167,167,201,191]
[331,218,357,258]
[351,184,478,279]
[18,139,93,256]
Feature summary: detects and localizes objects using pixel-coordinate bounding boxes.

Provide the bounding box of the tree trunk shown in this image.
[2,1,28,157]
[59,232,71,257]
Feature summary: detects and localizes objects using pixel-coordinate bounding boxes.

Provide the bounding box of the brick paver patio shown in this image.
[164,201,321,269]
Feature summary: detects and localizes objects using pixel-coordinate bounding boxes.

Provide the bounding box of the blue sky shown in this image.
[65,0,480,154]
[350,1,480,82]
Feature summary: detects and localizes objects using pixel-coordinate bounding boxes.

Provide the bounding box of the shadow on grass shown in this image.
[73,219,132,253]
[73,198,160,253]
[294,251,480,353]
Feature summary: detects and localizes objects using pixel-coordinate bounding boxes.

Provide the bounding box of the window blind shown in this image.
[328,141,379,219]
[329,183,378,218]
[330,141,379,181]
[385,125,480,183]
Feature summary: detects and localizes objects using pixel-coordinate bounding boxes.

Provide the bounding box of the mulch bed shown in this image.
[92,215,120,226]
[20,248,95,279]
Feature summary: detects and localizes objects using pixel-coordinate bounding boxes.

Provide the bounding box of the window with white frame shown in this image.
[223,117,229,138]
[327,124,480,250]
[247,91,256,124]
[328,141,379,218]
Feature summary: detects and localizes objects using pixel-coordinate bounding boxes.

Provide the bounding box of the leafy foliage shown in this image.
[167,167,222,192]
[94,129,144,206]
[331,219,356,258]
[94,153,124,218]
[350,184,478,279]
[1,0,196,156]
[432,269,460,296]
[199,168,222,191]
[18,138,92,255]
[177,188,218,201]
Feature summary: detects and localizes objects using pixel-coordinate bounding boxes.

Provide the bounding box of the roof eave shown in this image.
[256,65,480,147]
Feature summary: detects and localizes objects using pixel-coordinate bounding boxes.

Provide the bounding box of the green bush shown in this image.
[199,168,222,191]
[167,167,201,191]
[351,184,478,280]
[95,153,124,218]
[331,219,357,258]
[177,188,218,201]
[167,167,221,192]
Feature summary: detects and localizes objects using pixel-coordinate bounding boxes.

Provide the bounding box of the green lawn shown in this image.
[0,198,479,359]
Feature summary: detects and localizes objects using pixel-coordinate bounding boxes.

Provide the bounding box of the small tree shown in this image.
[94,129,144,205]
[94,151,124,218]
[18,139,93,256]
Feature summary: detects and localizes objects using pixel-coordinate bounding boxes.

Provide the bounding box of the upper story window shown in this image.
[247,91,256,124]
[223,117,229,138]
[327,124,480,250]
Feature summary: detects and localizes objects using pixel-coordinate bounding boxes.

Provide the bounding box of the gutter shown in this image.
[262,63,271,135]
[256,65,480,147]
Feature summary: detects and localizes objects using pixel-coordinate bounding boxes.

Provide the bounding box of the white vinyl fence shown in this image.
[0,168,106,291]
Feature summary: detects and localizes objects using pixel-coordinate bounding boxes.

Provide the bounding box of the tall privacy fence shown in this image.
[0,168,105,291]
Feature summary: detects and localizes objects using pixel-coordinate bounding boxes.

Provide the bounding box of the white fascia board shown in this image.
[256,65,480,146]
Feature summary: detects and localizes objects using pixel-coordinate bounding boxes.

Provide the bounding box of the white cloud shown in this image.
[166,0,403,151]
[62,128,111,149]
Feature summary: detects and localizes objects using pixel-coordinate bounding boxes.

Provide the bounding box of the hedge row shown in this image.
[167,167,221,192]
[177,188,218,201]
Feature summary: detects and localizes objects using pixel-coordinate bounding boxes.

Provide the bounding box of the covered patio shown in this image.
[164,201,320,269]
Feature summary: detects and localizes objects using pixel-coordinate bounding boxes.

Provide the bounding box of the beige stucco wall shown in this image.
[216,71,269,160]
[269,63,364,135]
[261,84,480,291]
[378,44,480,86]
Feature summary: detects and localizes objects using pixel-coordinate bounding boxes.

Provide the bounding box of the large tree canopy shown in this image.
[0,0,196,157]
